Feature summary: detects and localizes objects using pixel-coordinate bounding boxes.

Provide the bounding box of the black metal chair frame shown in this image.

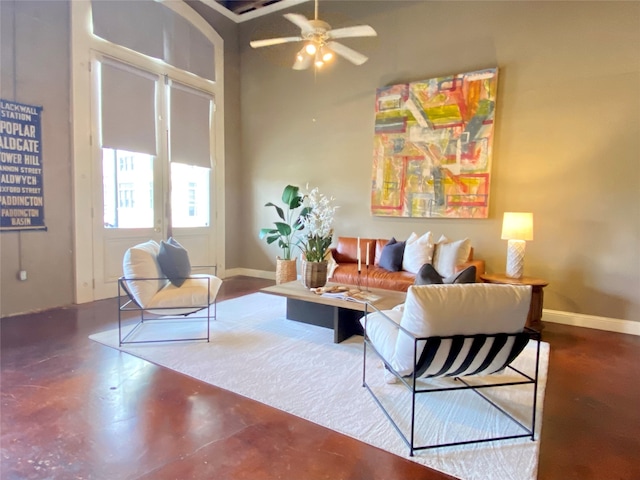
[362,303,541,455]
[117,266,218,346]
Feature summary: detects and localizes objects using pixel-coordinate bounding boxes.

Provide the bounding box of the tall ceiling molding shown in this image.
[200,0,309,23]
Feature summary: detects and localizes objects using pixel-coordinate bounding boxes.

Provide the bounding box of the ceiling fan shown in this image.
[249,0,377,70]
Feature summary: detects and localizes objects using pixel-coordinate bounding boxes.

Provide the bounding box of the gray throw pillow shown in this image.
[443,265,477,284]
[379,238,406,272]
[415,264,476,285]
[158,237,191,287]
[415,263,444,285]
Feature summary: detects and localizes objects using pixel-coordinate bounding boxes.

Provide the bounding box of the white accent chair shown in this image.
[361,283,541,454]
[118,240,222,345]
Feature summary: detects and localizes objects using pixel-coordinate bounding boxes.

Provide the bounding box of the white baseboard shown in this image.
[542,309,640,336]
[224,267,275,280]
[224,270,640,337]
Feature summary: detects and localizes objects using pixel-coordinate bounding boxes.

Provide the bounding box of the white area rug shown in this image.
[90,292,549,480]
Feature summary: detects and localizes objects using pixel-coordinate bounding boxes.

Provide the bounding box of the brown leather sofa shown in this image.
[329,236,485,292]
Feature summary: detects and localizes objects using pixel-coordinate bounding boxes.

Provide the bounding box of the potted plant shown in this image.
[259,184,310,284]
[299,186,338,288]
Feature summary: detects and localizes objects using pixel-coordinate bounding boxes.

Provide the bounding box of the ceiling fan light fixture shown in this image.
[296,47,307,62]
[249,0,377,71]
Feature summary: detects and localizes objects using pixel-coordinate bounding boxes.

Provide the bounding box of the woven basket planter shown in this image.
[275,257,297,285]
[301,260,328,289]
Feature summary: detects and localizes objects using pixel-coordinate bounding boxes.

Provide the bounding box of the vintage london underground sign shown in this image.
[0,99,46,231]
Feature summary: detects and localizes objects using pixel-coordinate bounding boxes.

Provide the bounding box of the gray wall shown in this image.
[239,1,640,321]
[187,1,243,270]
[0,0,74,315]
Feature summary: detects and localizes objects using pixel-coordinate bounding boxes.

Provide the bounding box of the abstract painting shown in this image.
[371,68,498,218]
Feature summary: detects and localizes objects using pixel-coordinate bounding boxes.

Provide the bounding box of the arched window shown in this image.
[71,0,225,302]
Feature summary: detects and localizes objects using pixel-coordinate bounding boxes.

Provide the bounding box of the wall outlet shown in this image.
[18,270,27,281]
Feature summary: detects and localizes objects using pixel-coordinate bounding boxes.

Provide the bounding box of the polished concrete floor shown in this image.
[1,276,639,479]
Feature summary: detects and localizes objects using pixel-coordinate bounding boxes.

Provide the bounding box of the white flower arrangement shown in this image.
[300,186,339,262]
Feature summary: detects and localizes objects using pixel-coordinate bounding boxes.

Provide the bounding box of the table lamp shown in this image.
[501,212,533,279]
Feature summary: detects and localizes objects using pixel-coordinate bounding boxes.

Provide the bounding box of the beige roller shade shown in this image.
[101,60,157,156]
[170,82,213,169]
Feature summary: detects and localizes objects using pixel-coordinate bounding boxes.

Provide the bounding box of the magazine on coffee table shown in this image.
[311,286,382,304]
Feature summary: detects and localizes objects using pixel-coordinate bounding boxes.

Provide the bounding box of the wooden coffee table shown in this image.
[261,281,406,343]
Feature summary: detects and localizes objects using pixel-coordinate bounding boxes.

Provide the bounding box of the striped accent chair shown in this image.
[361,283,542,455]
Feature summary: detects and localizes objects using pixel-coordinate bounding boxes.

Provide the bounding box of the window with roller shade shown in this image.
[70,0,223,302]
[99,60,157,229]
[169,82,212,228]
[93,1,216,229]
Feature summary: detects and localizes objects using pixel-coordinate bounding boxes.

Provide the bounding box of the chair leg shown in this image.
[207,301,211,343]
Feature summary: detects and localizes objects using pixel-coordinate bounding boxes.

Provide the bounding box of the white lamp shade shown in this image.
[501,212,534,241]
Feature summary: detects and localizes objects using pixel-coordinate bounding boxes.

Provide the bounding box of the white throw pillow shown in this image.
[433,237,471,277]
[402,231,434,274]
[122,240,165,307]
[391,283,531,376]
[325,249,339,279]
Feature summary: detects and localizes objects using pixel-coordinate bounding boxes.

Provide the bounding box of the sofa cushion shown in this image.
[122,240,166,307]
[331,264,416,291]
[433,237,471,277]
[158,237,191,287]
[402,231,434,274]
[391,283,532,376]
[378,238,405,272]
[334,237,376,264]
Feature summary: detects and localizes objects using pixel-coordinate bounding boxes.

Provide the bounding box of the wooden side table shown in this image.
[479,273,549,331]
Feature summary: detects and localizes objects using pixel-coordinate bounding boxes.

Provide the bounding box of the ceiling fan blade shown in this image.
[293,53,313,71]
[250,36,303,48]
[284,13,314,34]
[327,25,377,40]
[326,41,369,66]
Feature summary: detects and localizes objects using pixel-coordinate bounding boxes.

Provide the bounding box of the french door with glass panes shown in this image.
[91,56,215,299]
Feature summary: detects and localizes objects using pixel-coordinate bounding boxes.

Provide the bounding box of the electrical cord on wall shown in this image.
[10,0,26,277]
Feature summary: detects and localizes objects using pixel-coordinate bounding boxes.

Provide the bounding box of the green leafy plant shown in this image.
[259,185,311,260]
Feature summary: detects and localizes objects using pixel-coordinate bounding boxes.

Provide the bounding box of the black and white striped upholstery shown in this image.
[414,332,530,378]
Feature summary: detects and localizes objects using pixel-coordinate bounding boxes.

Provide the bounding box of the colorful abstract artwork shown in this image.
[370,68,498,218]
